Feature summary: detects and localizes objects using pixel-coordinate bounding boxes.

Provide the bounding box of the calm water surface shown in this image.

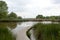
[12,22,38,40]
[0,21,58,40]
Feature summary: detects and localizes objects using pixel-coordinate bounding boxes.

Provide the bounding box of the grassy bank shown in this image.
[0,27,15,40]
[27,23,60,40]
[33,23,60,40]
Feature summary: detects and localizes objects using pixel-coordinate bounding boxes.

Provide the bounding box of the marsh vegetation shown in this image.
[0,22,17,40]
[29,23,60,40]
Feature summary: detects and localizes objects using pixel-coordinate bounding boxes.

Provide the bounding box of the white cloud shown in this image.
[3,0,60,18]
[52,0,60,4]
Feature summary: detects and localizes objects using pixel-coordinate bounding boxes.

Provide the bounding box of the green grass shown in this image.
[33,23,60,40]
[0,22,16,40]
[27,23,60,40]
[0,27,15,40]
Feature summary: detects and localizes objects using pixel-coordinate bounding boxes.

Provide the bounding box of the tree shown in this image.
[0,1,8,19]
[55,16,60,19]
[36,15,44,19]
[49,16,56,20]
[18,16,22,19]
[8,12,17,19]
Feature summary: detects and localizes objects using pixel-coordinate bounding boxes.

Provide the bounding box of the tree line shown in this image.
[0,1,60,20]
[0,1,22,19]
[36,15,60,20]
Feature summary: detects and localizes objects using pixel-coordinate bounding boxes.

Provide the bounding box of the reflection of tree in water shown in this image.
[17,22,22,25]
[0,22,17,29]
[7,22,17,29]
[0,22,7,28]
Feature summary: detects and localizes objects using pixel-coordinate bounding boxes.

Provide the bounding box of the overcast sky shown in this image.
[3,0,60,18]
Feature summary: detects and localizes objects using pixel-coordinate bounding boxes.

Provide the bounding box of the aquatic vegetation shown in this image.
[27,23,60,40]
[0,27,16,40]
[32,23,60,40]
[0,22,16,40]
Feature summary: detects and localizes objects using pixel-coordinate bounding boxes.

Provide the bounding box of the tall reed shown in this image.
[32,23,60,40]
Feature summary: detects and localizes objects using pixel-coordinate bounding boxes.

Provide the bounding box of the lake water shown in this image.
[11,21,52,40]
[0,21,58,40]
[12,21,38,40]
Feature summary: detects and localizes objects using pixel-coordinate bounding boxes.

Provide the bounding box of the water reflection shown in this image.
[12,22,38,40]
[0,22,17,29]
[7,22,17,29]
